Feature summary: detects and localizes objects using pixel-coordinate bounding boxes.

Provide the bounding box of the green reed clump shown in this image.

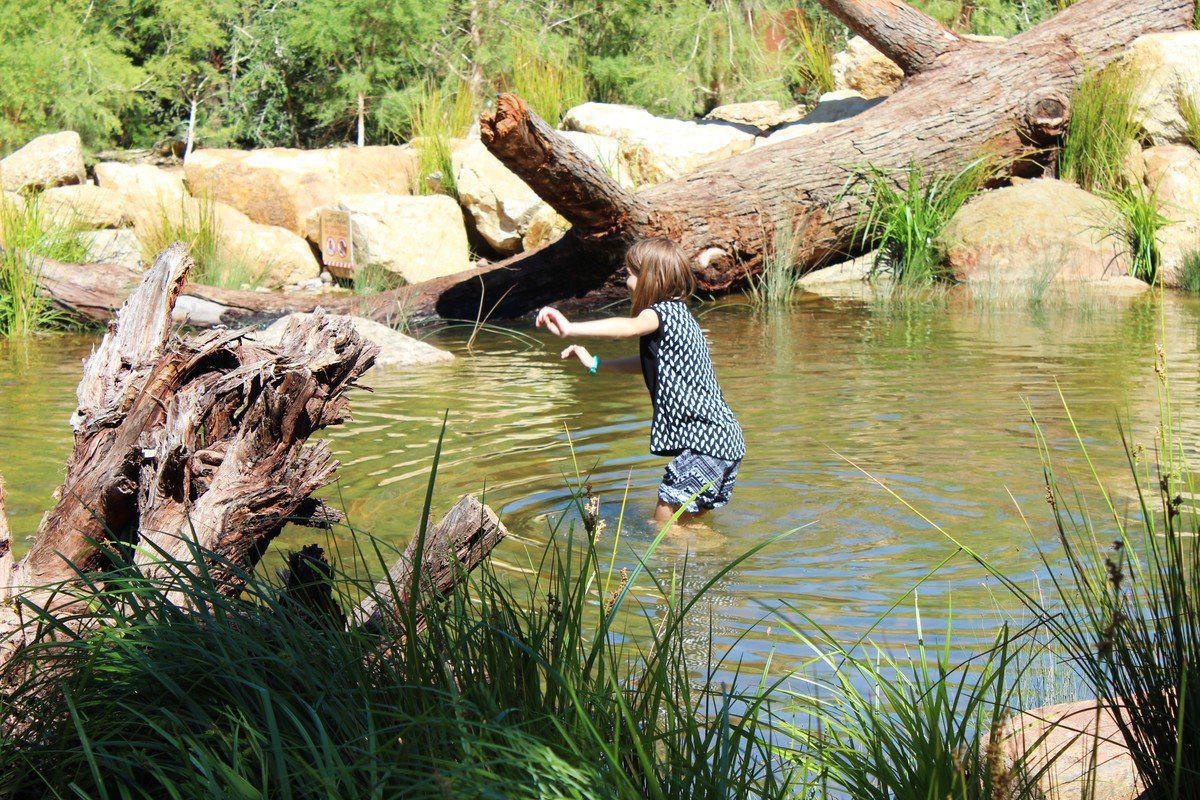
[0,480,795,799]
[0,197,87,338]
[1102,185,1169,284]
[1181,93,1200,152]
[1179,249,1200,293]
[1026,397,1200,799]
[748,222,802,307]
[855,159,993,285]
[137,196,269,289]
[781,621,1051,800]
[506,38,588,126]
[1058,63,1141,194]
[405,79,476,198]
[790,10,836,98]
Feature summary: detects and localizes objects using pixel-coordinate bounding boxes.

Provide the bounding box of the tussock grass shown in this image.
[1102,185,1170,284]
[137,197,269,289]
[1179,249,1200,293]
[789,10,836,98]
[1181,93,1200,153]
[0,455,795,799]
[406,80,475,198]
[0,197,87,338]
[1058,63,1142,194]
[748,221,803,307]
[506,38,588,126]
[854,159,993,285]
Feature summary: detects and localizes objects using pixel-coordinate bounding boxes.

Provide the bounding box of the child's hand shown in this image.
[536,306,572,337]
[561,344,597,371]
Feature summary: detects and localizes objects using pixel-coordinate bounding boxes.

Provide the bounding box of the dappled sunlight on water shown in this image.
[2,290,1198,671]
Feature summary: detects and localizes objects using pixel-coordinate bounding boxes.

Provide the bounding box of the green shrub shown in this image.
[136,197,270,289]
[1059,63,1141,194]
[0,197,87,338]
[1102,186,1170,284]
[854,159,993,285]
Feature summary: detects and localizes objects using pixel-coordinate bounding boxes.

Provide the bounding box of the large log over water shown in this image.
[414,0,1195,319]
[0,245,507,668]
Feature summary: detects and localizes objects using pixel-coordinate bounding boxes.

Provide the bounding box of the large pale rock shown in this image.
[1,191,25,214]
[941,179,1132,283]
[94,162,187,219]
[796,252,880,300]
[304,193,469,284]
[252,313,453,371]
[452,138,564,255]
[137,195,320,287]
[39,184,130,229]
[185,146,419,234]
[561,103,755,183]
[832,37,905,98]
[704,100,804,132]
[754,91,883,148]
[993,700,1140,800]
[1,132,85,192]
[558,130,634,188]
[1143,144,1200,286]
[78,229,144,271]
[1122,31,1200,146]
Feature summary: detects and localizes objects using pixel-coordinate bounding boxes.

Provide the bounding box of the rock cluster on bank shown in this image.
[2,28,1199,303]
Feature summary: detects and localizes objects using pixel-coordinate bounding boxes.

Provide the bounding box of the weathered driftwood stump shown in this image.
[0,243,507,668]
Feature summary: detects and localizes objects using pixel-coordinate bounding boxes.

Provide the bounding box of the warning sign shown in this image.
[319,210,354,276]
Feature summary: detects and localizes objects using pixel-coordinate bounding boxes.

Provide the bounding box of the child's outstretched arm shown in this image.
[560,346,641,374]
[536,307,659,339]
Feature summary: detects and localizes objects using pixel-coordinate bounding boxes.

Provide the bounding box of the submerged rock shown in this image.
[304,193,469,284]
[1,132,86,193]
[40,184,130,229]
[252,313,454,371]
[1143,144,1200,286]
[1122,31,1200,146]
[184,146,419,234]
[561,102,755,183]
[940,179,1132,284]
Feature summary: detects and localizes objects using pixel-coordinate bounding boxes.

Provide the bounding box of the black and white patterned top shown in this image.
[639,300,746,461]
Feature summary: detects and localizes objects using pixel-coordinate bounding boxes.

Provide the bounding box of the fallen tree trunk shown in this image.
[404,0,1195,319]
[1,244,507,669]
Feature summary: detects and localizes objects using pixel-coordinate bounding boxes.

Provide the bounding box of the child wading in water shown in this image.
[536,237,745,528]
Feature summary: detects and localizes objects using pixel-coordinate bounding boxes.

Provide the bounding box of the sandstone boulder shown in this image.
[1,132,86,192]
[704,100,804,132]
[940,179,1132,283]
[561,102,755,183]
[451,138,564,255]
[832,36,905,98]
[184,146,419,234]
[78,229,144,271]
[1122,31,1200,146]
[40,184,130,229]
[94,162,187,219]
[754,91,883,148]
[304,193,469,284]
[252,313,453,371]
[1143,144,1200,286]
[558,130,635,188]
[135,195,320,287]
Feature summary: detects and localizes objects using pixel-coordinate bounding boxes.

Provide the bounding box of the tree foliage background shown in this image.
[0,0,1069,154]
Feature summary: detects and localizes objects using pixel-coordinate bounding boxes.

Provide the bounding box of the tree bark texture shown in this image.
[0,245,507,667]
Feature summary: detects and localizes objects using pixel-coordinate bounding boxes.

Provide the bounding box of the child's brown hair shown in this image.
[626,237,695,315]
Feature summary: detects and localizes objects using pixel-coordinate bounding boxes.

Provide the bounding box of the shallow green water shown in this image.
[2,291,1198,670]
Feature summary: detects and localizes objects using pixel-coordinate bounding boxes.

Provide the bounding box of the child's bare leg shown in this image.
[653,500,706,529]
